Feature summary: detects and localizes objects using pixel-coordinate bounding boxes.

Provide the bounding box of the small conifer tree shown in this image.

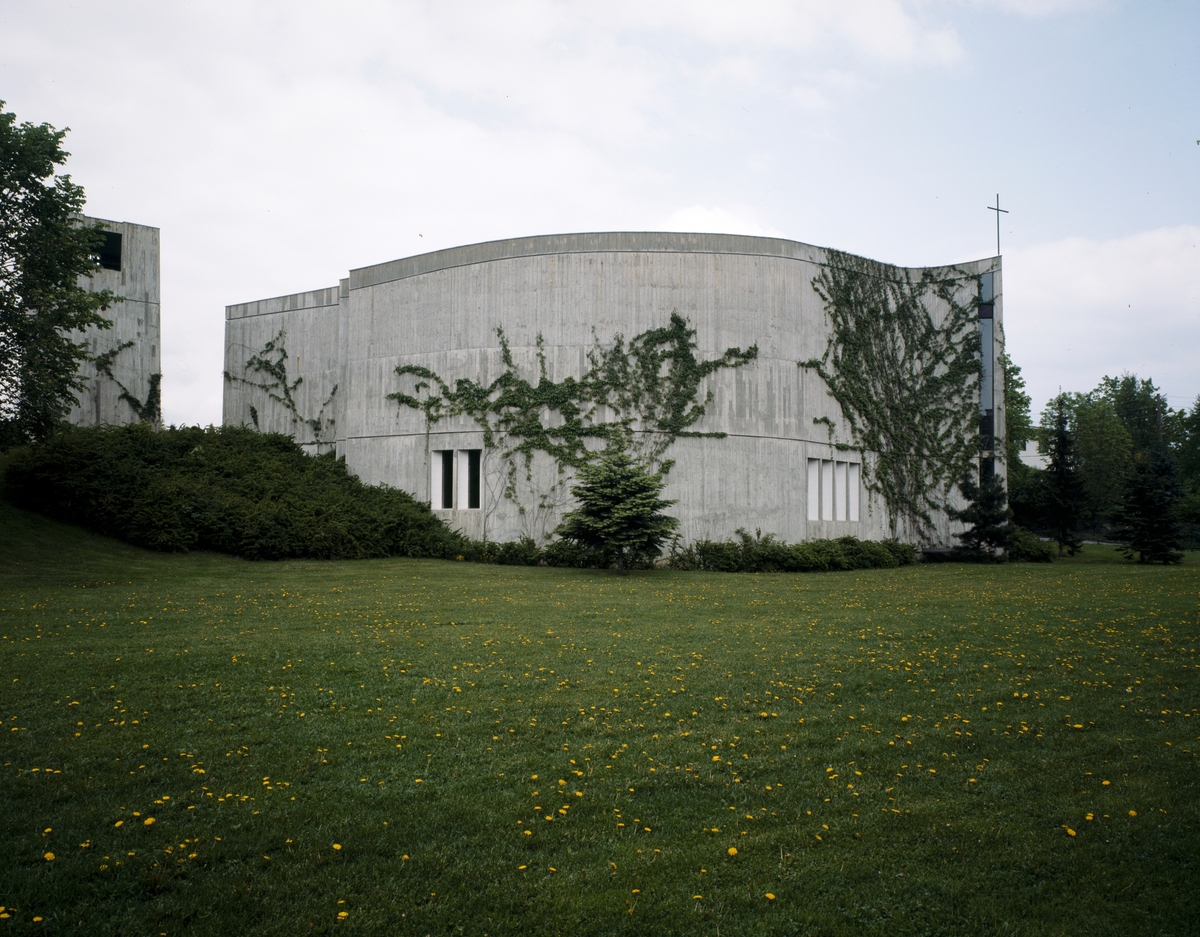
[1042,395,1085,555]
[951,468,1014,554]
[1112,447,1184,564]
[555,436,679,572]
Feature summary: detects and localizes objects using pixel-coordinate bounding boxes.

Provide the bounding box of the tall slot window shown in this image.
[807,459,821,521]
[431,450,455,509]
[456,449,482,510]
[807,457,862,522]
[821,460,834,521]
[432,449,482,510]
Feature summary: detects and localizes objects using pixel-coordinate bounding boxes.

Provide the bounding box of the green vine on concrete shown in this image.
[224,329,337,444]
[801,250,982,538]
[389,312,757,490]
[93,341,162,426]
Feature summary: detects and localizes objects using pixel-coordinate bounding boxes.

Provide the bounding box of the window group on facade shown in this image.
[806,458,860,522]
[431,449,481,510]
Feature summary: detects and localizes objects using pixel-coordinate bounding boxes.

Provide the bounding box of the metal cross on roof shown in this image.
[987,194,1009,256]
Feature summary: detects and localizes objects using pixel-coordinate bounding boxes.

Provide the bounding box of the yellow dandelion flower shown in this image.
[144,817,155,826]
[337,911,348,919]
[523,830,532,835]
[693,895,703,900]
[332,843,342,850]
[44,852,55,861]
[727,847,737,856]
[1102,780,1110,786]
[1128,810,1137,817]
[1065,827,1076,836]
[765,893,776,900]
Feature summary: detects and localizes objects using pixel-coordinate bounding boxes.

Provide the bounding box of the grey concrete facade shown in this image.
[224,232,1003,546]
[67,216,161,427]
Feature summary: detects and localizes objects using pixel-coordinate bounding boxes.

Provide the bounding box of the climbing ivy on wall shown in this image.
[388,312,757,507]
[801,250,982,539]
[93,341,162,426]
[224,330,337,444]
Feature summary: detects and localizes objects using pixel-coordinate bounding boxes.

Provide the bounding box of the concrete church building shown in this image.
[223,232,1003,547]
[68,216,162,428]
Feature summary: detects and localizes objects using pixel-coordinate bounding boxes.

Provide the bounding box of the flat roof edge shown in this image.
[226,285,341,320]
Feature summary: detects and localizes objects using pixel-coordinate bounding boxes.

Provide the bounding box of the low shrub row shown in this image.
[2,424,462,560]
[666,529,915,572]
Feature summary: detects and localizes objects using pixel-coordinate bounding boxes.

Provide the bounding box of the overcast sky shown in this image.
[2,0,1197,426]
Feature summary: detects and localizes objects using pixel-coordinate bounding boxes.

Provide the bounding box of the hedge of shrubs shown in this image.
[666,529,915,572]
[2,424,463,560]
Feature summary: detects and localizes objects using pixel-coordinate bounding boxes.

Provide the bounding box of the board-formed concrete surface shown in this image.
[224,232,1003,546]
[68,216,161,428]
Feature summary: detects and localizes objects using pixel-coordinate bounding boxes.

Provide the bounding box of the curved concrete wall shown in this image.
[224,232,1002,546]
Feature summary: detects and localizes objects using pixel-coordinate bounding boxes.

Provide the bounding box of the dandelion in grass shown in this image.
[44,852,55,861]
[727,847,737,856]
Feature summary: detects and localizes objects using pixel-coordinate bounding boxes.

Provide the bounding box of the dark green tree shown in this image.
[1098,374,1181,456]
[1177,395,1200,492]
[1042,394,1085,555]
[1001,353,1033,468]
[1072,392,1133,527]
[951,468,1014,554]
[554,436,679,572]
[1002,353,1046,530]
[1112,447,1184,564]
[0,101,117,446]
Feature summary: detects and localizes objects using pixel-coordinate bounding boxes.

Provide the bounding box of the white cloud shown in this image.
[960,0,1106,17]
[661,206,784,237]
[1004,225,1200,412]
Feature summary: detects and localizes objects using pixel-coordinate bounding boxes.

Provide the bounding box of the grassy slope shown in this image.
[1,502,1197,936]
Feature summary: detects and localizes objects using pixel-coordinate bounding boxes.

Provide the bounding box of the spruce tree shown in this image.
[1042,395,1085,555]
[951,468,1014,554]
[555,437,679,572]
[1112,447,1184,564]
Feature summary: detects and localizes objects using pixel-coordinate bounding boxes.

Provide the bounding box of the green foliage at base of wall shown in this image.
[224,330,337,444]
[802,250,983,538]
[667,529,915,573]
[2,425,458,560]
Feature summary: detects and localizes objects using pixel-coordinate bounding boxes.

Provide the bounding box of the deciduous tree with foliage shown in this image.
[1042,394,1085,556]
[0,102,116,446]
[1072,392,1133,528]
[554,435,679,572]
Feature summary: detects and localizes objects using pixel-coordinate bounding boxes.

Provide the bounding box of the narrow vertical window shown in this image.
[848,462,860,522]
[834,461,847,521]
[807,459,820,521]
[468,449,481,509]
[821,460,834,521]
[441,450,454,509]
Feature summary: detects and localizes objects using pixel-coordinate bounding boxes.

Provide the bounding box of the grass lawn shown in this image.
[1,502,1197,936]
